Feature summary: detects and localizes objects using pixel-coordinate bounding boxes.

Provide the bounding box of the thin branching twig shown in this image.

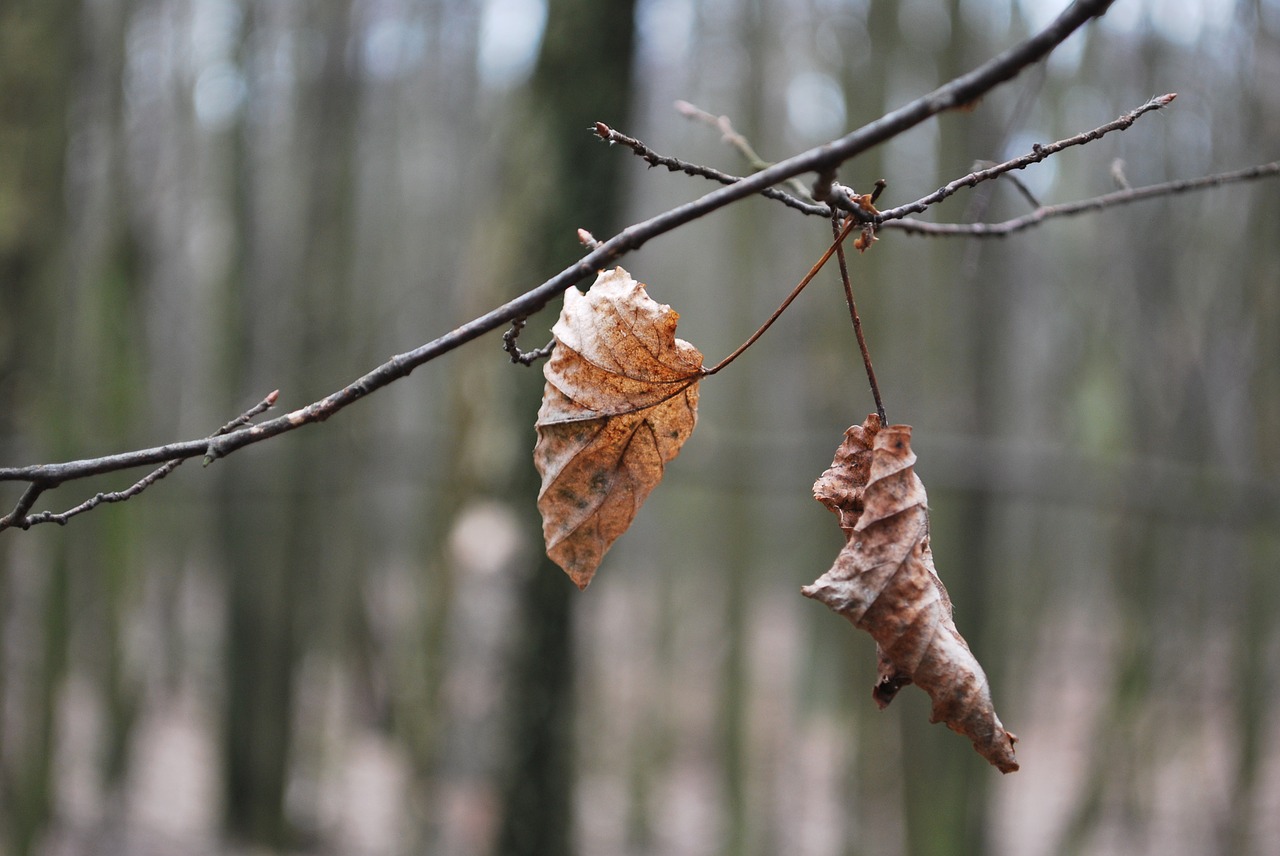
[884,161,1280,236]
[674,100,816,202]
[503,317,556,366]
[603,92,1226,238]
[0,391,278,531]
[674,100,774,172]
[0,0,1174,530]
[875,93,1176,223]
[594,122,827,216]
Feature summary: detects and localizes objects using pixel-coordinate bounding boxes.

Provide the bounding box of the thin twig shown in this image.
[875,93,1177,224]
[598,120,876,222]
[608,91,1177,232]
[0,0,1119,527]
[0,483,47,530]
[831,212,886,425]
[870,179,887,205]
[1,391,279,531]
[213,390,280,434]
[594,122,827,216]
[1110,158,1132,190]
[674,101,773,171]
[884,161,1280,237]
[990,164,1042,208]
[502,317,556,366]
[674,100,816,202]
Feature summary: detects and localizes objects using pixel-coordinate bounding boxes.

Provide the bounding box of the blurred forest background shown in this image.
[2,0,1279,854]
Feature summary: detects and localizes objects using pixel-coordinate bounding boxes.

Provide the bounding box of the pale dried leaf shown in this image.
[802,416,1019,773]
[534,268,702,589]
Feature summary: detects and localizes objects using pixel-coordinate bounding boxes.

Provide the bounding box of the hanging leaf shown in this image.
[534,267,703,589]
[802,415,1020,773]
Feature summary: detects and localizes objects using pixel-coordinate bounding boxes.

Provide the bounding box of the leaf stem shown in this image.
[831,212,887,425]
[703,217,858,376]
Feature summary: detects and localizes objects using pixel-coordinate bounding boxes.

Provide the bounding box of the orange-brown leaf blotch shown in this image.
[802,416,1019,773]
[534,267,703,589]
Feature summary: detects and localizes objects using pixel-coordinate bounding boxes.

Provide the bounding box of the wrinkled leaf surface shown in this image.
[535,268,702,588]
[803,415,1019,773]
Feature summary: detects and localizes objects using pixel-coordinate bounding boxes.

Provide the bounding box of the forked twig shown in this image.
[601,89,1278,245]
[875,93,1178,223]
[674,100,816,202]
[674,100,774,172]
[503,317,556,366]
[0,391,279,531]
[884,161,1280,236]
[603,93,1213,236]
[0,0,1200,532]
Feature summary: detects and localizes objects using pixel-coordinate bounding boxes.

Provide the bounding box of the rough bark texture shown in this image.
[495,0,638,850]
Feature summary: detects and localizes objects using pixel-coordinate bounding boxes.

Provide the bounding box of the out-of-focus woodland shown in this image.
[2,0,1279,854]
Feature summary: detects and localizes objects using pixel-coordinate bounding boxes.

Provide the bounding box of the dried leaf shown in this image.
[802,415,1019,773]
[535,267,703,589]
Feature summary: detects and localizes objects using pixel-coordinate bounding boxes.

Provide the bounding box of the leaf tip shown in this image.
[991,730,1020,774]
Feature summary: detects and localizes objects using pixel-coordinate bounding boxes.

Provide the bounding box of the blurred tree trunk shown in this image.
[218,0,361,847]
[493,0,637,853]
[72,0,146,797]
[713,3,770,852]
[0,2,80,854]
[899,1,1005,853]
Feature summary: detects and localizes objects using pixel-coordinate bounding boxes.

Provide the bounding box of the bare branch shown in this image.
[0,484,47,530]
[594,121,827,216]
[1,391,279,531]
[875,93,1177,223]
[605,87,1178,233]
[884,161,1280,237]
[0,0,1118,529]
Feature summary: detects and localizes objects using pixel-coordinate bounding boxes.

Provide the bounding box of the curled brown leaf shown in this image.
[803,415,1019,773]
[534,268,703,589]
